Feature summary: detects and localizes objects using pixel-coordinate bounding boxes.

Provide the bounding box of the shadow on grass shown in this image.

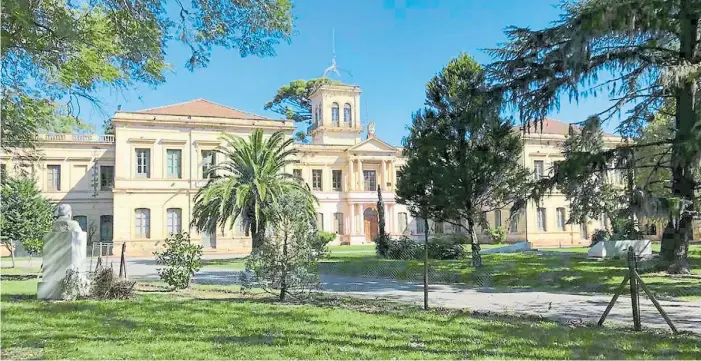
[319,250,701,299]
[2,285,700,360]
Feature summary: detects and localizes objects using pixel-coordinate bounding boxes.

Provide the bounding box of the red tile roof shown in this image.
[517,118,616,137]
[134,99,271,120]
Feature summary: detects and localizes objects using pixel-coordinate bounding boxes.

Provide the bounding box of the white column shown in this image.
[358,204,364,237]
[384,203,391,234]
[391,160,397,190]
[347,159,353,191]
[380,160,386,191]
[358,159,363,191]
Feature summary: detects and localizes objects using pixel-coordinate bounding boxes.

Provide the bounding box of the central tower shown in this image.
[308,83,363,145]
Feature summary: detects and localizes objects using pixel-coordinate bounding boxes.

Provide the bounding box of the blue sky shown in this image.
[85,0,619,146]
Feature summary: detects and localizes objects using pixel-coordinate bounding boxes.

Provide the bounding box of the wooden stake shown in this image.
[634,272,678,334]
[597,273,630,326]
[119,243,127,279]
[627,247,641,331]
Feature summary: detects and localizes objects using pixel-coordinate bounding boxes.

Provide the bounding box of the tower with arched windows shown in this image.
[308,83,363,145]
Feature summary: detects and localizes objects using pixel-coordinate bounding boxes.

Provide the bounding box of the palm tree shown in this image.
[191,129,315,249]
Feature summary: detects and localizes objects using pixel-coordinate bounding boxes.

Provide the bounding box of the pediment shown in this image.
[347,137,398,153]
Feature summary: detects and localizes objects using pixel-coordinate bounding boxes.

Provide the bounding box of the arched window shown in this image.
[331,103,340,125]
[344,103,352,126]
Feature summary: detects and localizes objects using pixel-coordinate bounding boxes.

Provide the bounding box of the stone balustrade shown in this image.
[37,134,115,143]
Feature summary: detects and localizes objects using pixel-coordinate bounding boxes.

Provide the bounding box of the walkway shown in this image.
[121,257,701,334]
[10,256,699,334]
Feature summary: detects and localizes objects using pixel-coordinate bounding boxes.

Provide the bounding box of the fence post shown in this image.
[119,243,127,278]
[627,246,641,331]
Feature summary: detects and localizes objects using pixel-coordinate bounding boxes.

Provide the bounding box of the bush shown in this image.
[590,229,610,246]
[62,268,92,300]
[486,226,507,244]
[312,231,335,259]
[154,232,203,290]
[385,235,467,260]
[375,234,392,258]
[386,236,421,259]
[427,235,467,260]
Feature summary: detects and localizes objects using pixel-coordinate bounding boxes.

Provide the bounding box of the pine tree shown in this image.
[487,0,701,273]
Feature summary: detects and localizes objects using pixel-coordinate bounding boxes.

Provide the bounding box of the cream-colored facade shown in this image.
[1,84,630,256]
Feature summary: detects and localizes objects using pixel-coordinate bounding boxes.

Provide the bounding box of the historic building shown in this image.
[1,83,626,256]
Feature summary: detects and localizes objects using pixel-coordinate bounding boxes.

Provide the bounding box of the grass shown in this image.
[320,245,701,300]
[2,278,700,360]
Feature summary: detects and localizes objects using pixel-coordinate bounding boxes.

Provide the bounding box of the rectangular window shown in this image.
[293,169,302,179]
[537,208,547,232]
[201,150,215,178]
[451,222,461,234]
[167,208,182,235]
[47,165,61,191]
[494,210,502,228]
[416,217,426,234]
[434,221,444,234]
[509,216,519,233]
[317,213,324,231]
[312,169,323,191]
[135,148,150,178]
[332,170,342,191]
[100,215,113,242]
[1,163,7,183]
[534,160,544,180]
[333,213,343,235]
[100,166,114,190]
[135,208,151,238]
[73,215,88,232]
[398,212,408,233]
[600,213,607,229]
[556,207,566,231]
[363,170,376,191]
[167,149,182,179]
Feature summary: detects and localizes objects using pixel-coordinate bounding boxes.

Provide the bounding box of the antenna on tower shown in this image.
[322,29,354,80]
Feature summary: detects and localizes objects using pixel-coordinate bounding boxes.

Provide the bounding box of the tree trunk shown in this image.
[467,217,482,268]
[10,244,16,268]
[663,1,698,274]
[279,231,288,301]
[423,217,429,310]
[250,220,266,250]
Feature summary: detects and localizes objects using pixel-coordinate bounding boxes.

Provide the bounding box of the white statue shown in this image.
[37,204,88,300]
[368,121,376,138]
[52,204,83,232]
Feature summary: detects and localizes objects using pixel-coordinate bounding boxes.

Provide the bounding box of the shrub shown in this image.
[312,231,336,259]
[590,229,610,246]
[62,268,92,300]
[386,236,421,259]
[385,235,467,260]
[154,232,203,290]
[486,226,507,244]
[374,234,392,258]
[427,235,467,260]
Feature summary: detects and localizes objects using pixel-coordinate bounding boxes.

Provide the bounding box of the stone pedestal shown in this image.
[587,239,652,259]
[37,231,87,300]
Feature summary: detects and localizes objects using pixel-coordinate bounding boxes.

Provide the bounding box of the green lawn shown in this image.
[320,245,701,300]
[2,278,700,360]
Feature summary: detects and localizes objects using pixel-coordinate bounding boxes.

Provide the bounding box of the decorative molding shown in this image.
[127,138,157,144]
[160,139,188,145]
[194,140,221,147]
